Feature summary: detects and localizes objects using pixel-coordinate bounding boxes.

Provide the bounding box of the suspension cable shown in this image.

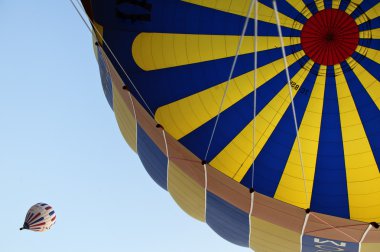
[204,0,256,162]
[69,0,155,117]
[273,0,309,204]
[251,0,259,189]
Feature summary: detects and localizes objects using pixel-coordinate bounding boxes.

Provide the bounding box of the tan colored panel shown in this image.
[131,95,167,154]
[207,164,251,213]
[363,228,380,243]
[252,193,305,233]
[99,48,137,152]
[361,243,380,252]
[165,134,205,188]
[102,48,124,88]
[101,46,166,154]
[113,88,137,152]
[250,217,300,252]
[305,213,368,243]
[168,161,205,222]
[103,43,206,188]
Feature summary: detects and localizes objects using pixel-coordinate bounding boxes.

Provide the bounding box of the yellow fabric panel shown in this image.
[355,2,379,25]
[274,66,327,209]
[93,21,104,46]
[332,0,342,9]
[287,0,312,18]
[182,0,303,30]
[113,88,137,153]
[155,53,301,140]
[132,33,297,71]
[356,46,380,67]
[315,0,325,11]
[361,243,380,252]
[346,0,363,15]
[250,217,300,252]
[335,65,380,222]
[347,56,380,111]
[209,61,312,180]
[356,28,380,39]
[370,28,380,39]
[168,161,206,222]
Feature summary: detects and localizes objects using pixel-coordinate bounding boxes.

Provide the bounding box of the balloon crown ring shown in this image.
[301,9,359,66]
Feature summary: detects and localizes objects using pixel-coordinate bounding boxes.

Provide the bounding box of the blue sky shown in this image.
[0,1,249,251]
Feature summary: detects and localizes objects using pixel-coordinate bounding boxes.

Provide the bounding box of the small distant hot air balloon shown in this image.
[20,203,56,232]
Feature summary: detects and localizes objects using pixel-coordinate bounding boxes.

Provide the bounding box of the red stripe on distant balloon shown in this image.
[51,216,56,222]
[45,206,52,210]
[30,222,46,228]
[28,213,41,223]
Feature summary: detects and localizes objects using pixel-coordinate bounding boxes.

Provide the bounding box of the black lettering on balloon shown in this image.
[116,0,152,22]
[290,80,309,95]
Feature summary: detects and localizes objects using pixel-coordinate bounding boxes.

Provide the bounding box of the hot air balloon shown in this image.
[79,0,380,251]
[20,203,56,232]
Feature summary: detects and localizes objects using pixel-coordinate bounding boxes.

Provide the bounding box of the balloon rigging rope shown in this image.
[251,0,259,189]
[69,0,156,117]
[310,213,360,242]
[359,224,372,251]
[273,0,309,205]
[249,0,259,247]
[248,191,255,247]
[204,0,256,162]
[273,2,361,244]
[300,213,310,252]
[70,0,92,35]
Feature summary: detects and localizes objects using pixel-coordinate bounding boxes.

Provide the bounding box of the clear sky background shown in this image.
[0,1,250,251]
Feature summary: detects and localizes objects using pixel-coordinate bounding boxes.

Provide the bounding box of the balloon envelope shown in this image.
[81,0,380,251]
[21,203,56,232]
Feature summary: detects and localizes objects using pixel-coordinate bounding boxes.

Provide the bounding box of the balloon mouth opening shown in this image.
[20,222,29,231]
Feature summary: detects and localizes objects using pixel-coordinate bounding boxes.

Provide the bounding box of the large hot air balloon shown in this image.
[20,203,56,232]
[79,0,380,251]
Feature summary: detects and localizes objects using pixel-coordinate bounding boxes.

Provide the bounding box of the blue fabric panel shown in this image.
[350,1,378,19]
[358,16,380,30]
[91,0,300,36]
[341,61,380,171]
[310,66,349,219]
[242,64,320,192]
[206,192,249,247]
[103,31,301,112]
[302,235,359,252]
[260,0,308,24]
[97,47,113,109]
[359,39,379,51]
[352,52,380,81]
[30,217,44,225]
[303,0,319,15]
[93,0,301,114]
[137,124,168,190]
[339,0,350,11]
[324,0,333,9]
[180,54,308,161]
